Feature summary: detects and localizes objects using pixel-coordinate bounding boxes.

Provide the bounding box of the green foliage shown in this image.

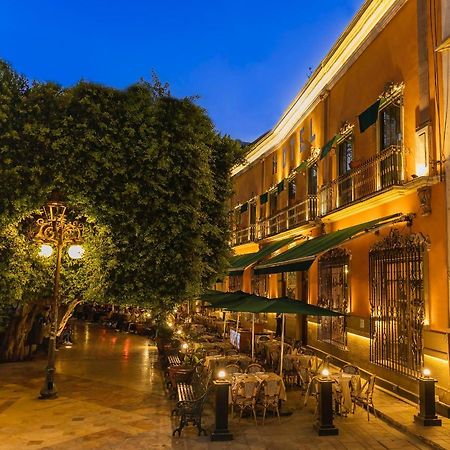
[0,61,242,314]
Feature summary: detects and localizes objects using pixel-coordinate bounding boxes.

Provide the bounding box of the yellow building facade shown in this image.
[228,0,450,407]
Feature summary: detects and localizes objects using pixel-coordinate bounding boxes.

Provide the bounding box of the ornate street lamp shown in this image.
[34,198,83,399]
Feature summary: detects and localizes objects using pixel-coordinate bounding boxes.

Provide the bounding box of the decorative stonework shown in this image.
[370,228,430,252]
[308,147,321,162]
[417,186,431,216]
[380,81,405,105]
[339,121,354,138]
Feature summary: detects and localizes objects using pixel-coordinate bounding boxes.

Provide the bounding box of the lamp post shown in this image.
[211,369,233,441]
[34,199,83,399]
[414,368,442,426]
[314,369,339,436]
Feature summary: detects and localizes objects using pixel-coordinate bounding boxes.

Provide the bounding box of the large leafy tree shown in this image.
[0,61,242,360]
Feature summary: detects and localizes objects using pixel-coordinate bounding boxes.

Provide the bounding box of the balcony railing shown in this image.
[258,195,317,240]
[318,145,405,216]
[231,225,256,246]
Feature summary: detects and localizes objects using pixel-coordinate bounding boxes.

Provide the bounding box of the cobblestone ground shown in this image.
[0,323,432,449]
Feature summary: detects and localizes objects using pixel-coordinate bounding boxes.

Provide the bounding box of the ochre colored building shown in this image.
[226,0,450,408]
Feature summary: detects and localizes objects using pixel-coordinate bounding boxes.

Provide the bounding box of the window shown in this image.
[252,274,268,297]
[337,138,353,207]
[369,230,427,377]
[229,275,242,292]
[288,179,297,204]
[286,272,297,299]
[282,147,287,167]
[272,154,278,174]
[307,164,317,195]
[380,103,401,150]
[310,118,316,142]
[300,128,305,152]
[290,138,295,161]
[318,248,350,348]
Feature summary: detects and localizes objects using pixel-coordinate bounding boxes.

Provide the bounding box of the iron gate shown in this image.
[369,230,428,377]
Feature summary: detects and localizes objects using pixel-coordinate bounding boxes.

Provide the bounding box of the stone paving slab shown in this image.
[0,323,437,449]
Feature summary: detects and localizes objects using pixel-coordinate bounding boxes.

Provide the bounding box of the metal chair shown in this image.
[225,349,239,356]
[352,374,377,421]
[231,379,259,425]
[260,378,282,424]
[341,364,360,375]
[225,363,242,374]
[246,363,264,374]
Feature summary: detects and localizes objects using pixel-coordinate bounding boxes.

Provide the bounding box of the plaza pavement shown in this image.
[0,322,443,449]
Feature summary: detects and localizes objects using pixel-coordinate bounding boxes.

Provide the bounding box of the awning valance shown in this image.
[228,237,293,276]
[203,290,343,316]
[253,213,406,275]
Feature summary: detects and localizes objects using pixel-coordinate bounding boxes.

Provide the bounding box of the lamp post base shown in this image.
[39,368,58,400]
[313,423,339,436]
[414,414,442,427]
[210,431,233,441]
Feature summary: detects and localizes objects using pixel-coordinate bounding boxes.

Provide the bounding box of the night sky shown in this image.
[0,0,364,141]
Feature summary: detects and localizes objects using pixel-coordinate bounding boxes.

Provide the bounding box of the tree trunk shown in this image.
[0,302,43,362]
[57,299,81,337]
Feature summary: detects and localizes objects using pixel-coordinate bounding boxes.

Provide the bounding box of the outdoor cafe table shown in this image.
[227,372,287,404]
[204,354,253,373]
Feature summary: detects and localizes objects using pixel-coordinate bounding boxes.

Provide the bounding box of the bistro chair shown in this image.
[225,363,242,374]
[352,374,377,421]
[260,378,282,424]
[231,380,259,425]
[225,349,239,356]
[246,363,264,374]
[341,364,360,375]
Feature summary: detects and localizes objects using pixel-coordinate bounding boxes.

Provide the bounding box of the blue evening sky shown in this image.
[0,1,364,142]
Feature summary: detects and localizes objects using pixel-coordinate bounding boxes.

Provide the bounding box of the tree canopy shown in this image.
[0,60,242,313]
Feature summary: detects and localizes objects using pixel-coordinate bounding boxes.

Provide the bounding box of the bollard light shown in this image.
[414,371,442,426]
[314,374,339,436]
[211,374,233,441]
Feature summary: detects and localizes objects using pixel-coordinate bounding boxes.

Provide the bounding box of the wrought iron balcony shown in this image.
[258,195,317,240]
[318,145,405,216]
[231,225,256,246]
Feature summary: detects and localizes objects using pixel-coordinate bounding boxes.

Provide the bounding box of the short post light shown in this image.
[314,368,339,436]
[211,369,233,441]
[34,196,83,399]
[414,368,442,426]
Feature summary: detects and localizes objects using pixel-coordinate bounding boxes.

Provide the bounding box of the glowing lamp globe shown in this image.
[182,343,188,350]
[217,370,226,379]
[39,244,53,258]
[68,244,85,259]
[422,368,431,377]
[321,368,330,377]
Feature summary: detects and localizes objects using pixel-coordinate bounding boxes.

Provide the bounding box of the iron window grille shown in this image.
[318,248,350,349]
[369,230,428,378]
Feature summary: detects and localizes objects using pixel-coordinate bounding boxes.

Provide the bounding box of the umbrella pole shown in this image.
[236,313,240,331]
[279,313,285,376]
[251,314,255,360]
[223,311,226,340]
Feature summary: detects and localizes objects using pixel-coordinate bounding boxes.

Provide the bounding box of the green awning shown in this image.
[228,237,294,276]
[206,291,343,316]
[359,99,381,133]
[320,134,340,160]
[277,180,284,194]
[296,160,308,173]
[203,290,252,308]
[254,213,404,275]
[240,202,248,213]
[260,192,268,204]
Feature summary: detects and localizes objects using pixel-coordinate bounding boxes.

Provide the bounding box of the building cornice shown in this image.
[232,0,408,177]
